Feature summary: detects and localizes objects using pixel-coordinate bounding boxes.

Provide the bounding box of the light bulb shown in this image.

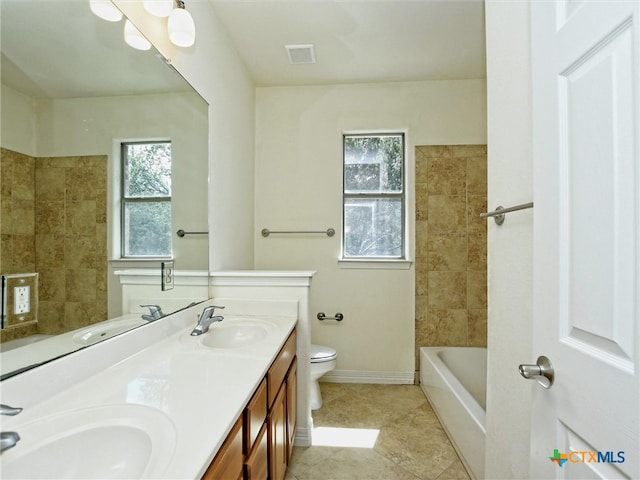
[89,0,123,22]
[168,7,195,47]
[124,20,152,51]
[143,0,174,17]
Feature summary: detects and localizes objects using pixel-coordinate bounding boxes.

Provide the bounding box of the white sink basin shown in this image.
[1,405,176,479]
[72,318,146,346]
[200,319,274,349]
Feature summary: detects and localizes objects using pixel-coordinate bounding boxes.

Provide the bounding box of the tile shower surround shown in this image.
[0,148,107,343]
[415,145,488,360]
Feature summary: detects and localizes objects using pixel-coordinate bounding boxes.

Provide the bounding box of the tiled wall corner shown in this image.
[415,145,487,364]
[0,149,107,343]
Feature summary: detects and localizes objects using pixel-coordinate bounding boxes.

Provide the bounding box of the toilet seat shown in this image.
[310,344,337,363]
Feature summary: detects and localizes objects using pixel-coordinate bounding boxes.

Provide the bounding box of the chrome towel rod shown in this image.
[317,312,344,321]
[176,229,208,237]
[480,202,533,225]
[261,228,335,237]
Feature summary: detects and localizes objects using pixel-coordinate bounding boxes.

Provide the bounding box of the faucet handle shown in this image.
[140,304,163,315]
[0,404,22,416]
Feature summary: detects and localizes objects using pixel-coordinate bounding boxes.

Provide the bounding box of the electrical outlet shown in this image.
[14,286,30,314]
[162,261,174,291]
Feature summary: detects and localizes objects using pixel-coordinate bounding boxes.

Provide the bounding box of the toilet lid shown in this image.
[310,344,337,362]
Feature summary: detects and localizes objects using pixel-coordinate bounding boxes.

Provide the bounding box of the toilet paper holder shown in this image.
[317,312,344,322]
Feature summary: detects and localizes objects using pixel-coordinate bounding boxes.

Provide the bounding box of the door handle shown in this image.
[518,355,554,389]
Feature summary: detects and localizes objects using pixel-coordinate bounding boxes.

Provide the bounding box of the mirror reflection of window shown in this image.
[121,141,173,258]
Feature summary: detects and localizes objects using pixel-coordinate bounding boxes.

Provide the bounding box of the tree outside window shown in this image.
[121,142,172,257]
[343,134,405,259]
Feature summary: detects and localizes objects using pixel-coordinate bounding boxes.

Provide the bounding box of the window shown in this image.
[121,141,172,257]
[342,133,405,259]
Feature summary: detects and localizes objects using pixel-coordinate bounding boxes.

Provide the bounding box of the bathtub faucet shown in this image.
[140,304,165,322]
[1,404,22,454]
[190,305,225,336]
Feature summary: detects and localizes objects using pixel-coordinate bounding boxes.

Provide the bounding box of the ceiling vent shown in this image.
[285,44,316,65]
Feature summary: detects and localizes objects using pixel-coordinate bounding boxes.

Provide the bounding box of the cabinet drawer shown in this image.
[267,329,297,407]
[244,423,268,480]
[244,377,267,453]
[202,416,243,480]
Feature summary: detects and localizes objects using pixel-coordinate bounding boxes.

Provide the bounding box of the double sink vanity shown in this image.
[0,299,301,479]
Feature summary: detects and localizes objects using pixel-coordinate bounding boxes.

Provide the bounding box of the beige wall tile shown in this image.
[416,145,452,158]
[466,195,488,235]
[414,144,487,351]
[427,233,467,271]
[415,184,428,221]
[38,268,65,302]
[425,308,467,346]
[467,271,487,309]
[66,268,97,303]
[468,233,487,271]
[11,199,35,235]
[415,149,429,183]
[468,309,487,347]
[427,156,466,195]
[415,263,429,297]
[36,200,65,234]
[451,144,487,157]
[35,167,65,201]
[65,200,96,235]
[428,195,466,233]
[428,271,467,309]
[467,156,487,195]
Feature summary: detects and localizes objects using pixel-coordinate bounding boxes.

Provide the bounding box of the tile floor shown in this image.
[286,383,471,480]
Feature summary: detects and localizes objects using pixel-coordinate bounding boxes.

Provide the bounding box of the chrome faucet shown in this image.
[1,404,22,453]
[140,304,165,322]
[190,305,225,336]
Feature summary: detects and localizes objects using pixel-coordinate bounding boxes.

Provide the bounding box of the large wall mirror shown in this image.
[0,0,209,379]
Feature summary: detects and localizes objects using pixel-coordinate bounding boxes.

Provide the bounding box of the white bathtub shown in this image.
[420,347,486,480]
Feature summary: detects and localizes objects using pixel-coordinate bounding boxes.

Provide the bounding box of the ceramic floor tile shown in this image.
[288,383,471,480]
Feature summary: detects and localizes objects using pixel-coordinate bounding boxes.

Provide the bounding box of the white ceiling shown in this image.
[1,0,190,99]
[0,1,486,99]
[208,0,487,87]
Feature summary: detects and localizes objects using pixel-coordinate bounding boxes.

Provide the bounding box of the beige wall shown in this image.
[114,1,257,272]
[254,80,487,379]
[414,144,487,363]
[1,86,209,318]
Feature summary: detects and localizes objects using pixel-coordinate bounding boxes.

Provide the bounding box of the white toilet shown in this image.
[310,344,337,410]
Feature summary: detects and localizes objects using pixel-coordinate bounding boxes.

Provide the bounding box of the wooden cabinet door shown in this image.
[286,357,297,463]
[268,385,287,480]
[202,416,243,480]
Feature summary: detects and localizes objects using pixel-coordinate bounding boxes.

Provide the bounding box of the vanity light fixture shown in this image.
[89,0,195,49]
[168,1,195,48]
[124,19,152,50]
[143,0,174,17]
[89,0,123,22]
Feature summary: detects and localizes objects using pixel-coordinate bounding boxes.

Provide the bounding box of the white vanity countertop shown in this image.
[0,304,297,479]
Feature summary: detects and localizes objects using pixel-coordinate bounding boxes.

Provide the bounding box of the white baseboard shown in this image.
[320,369,414,385]
[294,427,312,447]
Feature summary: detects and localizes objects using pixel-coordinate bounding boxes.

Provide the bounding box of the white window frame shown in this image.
[120,140,173,259]
[340,132,410,269]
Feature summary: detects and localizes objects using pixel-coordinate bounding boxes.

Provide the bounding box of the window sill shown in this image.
[338,259,412,270]
[109,258,174,268]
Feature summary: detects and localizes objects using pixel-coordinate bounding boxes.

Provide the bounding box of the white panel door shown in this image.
[530,1,639,479]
